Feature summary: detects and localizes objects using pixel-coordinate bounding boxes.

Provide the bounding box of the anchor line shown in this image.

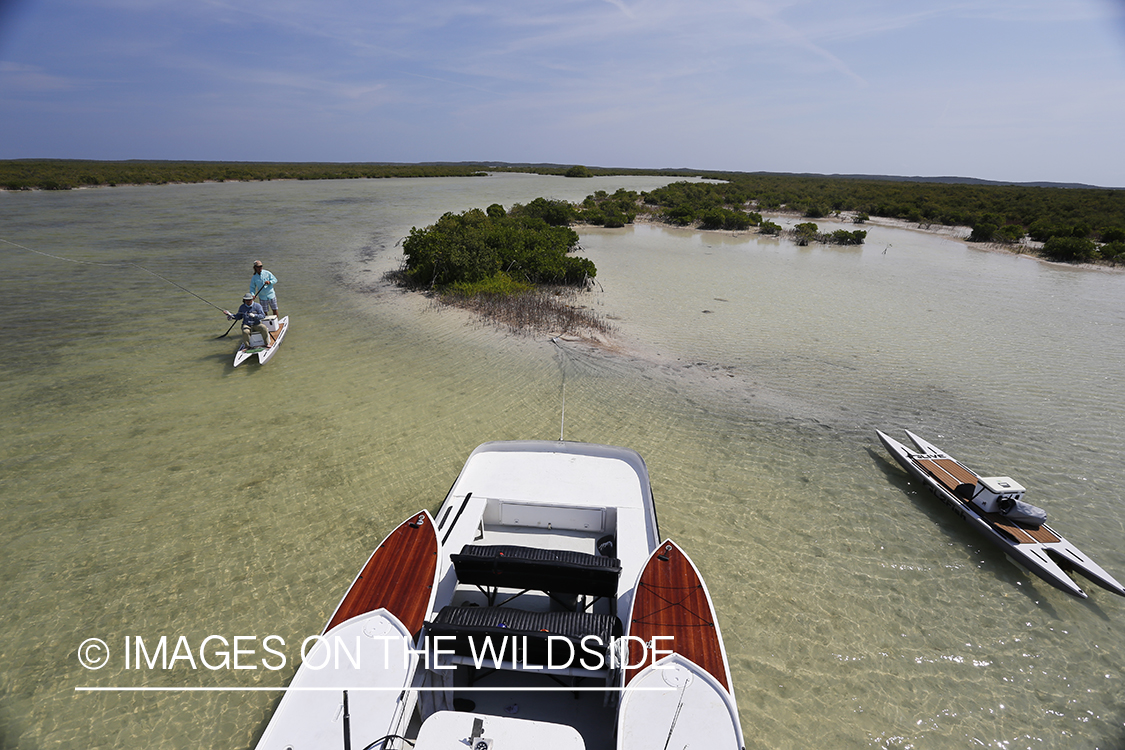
[551,337,567,441]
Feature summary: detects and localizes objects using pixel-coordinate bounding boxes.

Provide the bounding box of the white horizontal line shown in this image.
[76,686,664,693]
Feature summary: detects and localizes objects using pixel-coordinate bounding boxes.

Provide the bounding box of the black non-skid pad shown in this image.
[425,605,623,665]
[451,544,621,598]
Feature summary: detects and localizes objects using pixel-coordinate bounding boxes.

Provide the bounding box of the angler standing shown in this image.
[250,260,279,317]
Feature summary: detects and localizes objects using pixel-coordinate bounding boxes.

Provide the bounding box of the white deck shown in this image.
[431,441,660,626]
[617,654,744,750]
[415,710,585,750]
[253,609,417,750]
[415,441,663,750]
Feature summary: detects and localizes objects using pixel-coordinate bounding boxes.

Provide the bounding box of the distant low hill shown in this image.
[795,172,1107,191]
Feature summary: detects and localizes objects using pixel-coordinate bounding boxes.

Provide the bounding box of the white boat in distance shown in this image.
[877,430,1125,599]
[233,315,288,367]
[253,440,745,750]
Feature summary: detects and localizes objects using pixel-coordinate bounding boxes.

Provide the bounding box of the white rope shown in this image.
[552,337,566,440]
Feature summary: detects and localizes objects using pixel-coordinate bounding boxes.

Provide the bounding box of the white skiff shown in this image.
[252,440,745,750]
[233,315,288,367]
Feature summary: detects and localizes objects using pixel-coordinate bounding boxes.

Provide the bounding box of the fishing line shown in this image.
[130,264,228,313]
[0,237,123,267]
[1,237,229,312]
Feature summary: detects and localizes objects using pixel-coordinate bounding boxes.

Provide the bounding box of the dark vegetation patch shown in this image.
[391,201,611,337]
[442,286,613,337]
[0,159,499,189]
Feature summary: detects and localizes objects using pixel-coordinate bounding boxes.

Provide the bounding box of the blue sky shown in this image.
[2,0,1124,185]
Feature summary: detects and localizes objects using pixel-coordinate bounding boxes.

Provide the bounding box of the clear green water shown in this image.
[1,175,1123,749]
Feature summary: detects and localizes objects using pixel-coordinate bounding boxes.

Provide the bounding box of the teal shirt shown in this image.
[250,269,277,301]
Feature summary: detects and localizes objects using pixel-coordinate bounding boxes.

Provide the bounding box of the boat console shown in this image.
[973,476,1026,513]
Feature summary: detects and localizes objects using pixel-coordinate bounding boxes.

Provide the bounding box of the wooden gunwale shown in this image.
[625,541,728,692]
[323,512,438,636]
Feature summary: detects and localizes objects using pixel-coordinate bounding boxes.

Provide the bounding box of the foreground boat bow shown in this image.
[876,430,1125,599]
[251,441,745,750]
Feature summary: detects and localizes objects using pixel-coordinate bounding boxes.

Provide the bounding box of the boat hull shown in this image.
[233,315,288,367]
[877,430,1125,599]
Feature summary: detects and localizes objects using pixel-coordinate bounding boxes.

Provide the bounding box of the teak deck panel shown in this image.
[915,458,977,494]
[928,458,978,487]
[625,542,728,692]
[324,512,438,636]
[912,458,1060,545]
[970,508,1061,544]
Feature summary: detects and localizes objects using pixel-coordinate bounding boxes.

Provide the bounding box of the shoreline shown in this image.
[8,172,1119,272]
[397,211,1123,360]
[402,212,1125,429]
[632,212,1123,273]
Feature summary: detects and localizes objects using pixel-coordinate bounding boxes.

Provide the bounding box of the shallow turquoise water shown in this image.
[1,175,1123,749]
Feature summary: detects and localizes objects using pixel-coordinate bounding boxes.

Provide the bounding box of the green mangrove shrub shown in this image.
[830,229,867,245]
[511,197,576,226]
[1100,241,1124,263]
[1042,236,1097,262]
[793,222,819,246]
[575,189,640,227]
[402,206,592,288]
[699,207,756,231]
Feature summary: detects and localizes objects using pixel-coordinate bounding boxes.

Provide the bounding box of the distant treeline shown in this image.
[0,159,690,191]
[0,160,497,189]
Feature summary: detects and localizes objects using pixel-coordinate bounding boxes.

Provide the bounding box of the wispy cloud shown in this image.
[0,61,73,92]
